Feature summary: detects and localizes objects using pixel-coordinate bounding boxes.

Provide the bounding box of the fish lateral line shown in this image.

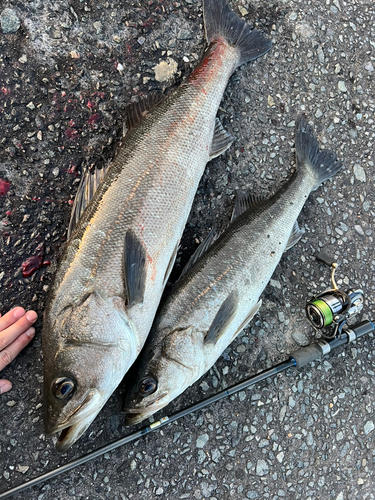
[184,264,234,316]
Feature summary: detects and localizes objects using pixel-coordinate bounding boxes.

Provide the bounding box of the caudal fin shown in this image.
[295,116,342,190]
[203,0,271,68]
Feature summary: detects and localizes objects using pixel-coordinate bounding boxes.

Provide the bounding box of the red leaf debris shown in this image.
[65,128,79,140]
[0,179,10,196]
[88,113,100,128]
[22,243,50,278]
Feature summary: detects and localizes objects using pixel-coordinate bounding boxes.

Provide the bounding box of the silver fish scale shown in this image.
[125,170,317,421]
[155,170,315,339]
[45,43,239,353]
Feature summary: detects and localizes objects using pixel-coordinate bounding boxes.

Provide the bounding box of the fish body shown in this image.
[124,117,343,425]
[42,0,271,450]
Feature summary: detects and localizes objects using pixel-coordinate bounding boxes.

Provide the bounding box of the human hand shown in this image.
[0,307,38,394]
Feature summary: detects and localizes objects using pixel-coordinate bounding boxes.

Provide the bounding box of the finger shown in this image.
[0,379,12,394]
[0,307,26,331]
[0,327,35,372]
[0,310,38,351]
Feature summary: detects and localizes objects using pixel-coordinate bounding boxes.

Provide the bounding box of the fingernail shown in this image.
[25,327,35,338]
[13,307,25,319]
[0,380,12,394]
[26,311,38,322]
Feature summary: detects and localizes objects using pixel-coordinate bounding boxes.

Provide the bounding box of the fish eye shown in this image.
[52,377,75,400]
[138,376,157,397]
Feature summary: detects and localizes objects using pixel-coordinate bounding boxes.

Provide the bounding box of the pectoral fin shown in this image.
[205,292,238,345]
[123,231,147,306]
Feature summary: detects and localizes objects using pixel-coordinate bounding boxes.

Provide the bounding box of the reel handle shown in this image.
[316,252,337,267]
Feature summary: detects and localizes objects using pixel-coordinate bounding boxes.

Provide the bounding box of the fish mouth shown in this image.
[45,390,103,451]
[55,417,96,452]
[124,393,169,426]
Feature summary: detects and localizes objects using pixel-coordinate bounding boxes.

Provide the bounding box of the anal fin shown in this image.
[285,220,303,251]
[209,118,235,159]
[123,231,147,306]
[230,300,262,342]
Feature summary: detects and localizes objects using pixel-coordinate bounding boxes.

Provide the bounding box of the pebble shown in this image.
[16,465,29,474]
[196,434,209,448]
[292,331,309,346]
[338,81,347,92]
[0,8,20,33]
[353,165,366,182]
[270,279,281,289]
[178,29,193,40]
[354,225,364,236]
[256,459,269,476]
[364,421,374,435]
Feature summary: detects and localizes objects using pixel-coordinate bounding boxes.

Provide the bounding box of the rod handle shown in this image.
[290,343,326,368]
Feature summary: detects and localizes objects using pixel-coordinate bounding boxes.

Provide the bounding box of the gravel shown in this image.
[1,0,375,499]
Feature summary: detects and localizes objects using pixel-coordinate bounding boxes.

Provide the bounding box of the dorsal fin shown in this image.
[205,292,239,344]
[178,230,217,280]
[67,166,108,239]
[209,118,235,159]
[125,94,163,132]
[123,230,147,306]
[285,220,303,251]
[231,191,267,222]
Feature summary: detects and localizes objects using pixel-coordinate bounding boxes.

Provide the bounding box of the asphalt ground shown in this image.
[0,0,374,499]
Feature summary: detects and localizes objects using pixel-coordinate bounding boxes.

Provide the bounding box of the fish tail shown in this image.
[295,116,342,191]
[203,0,271,68]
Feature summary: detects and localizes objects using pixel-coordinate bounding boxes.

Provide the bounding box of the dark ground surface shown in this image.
[1,0,374,499]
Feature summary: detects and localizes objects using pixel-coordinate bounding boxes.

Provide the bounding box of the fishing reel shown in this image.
[305,252,364,338]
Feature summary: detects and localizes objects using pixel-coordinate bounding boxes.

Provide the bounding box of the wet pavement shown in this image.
[0,0,374,499]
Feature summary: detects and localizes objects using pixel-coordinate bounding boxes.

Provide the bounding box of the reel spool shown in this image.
[306,252,364,335]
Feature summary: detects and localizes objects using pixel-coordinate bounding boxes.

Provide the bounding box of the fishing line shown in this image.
[1,253,373,498]
[0,319,373,499]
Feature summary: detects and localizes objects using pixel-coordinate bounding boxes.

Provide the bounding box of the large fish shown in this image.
[124,117,342,425]
[42,0,271,450]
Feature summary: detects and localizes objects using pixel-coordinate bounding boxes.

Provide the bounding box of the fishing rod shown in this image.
[1,253,373,499]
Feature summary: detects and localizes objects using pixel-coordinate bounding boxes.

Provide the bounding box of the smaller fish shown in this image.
[123,117,343,425]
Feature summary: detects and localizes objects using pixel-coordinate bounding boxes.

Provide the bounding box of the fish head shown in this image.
[124,325,201,425]
[43,291,136,451]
